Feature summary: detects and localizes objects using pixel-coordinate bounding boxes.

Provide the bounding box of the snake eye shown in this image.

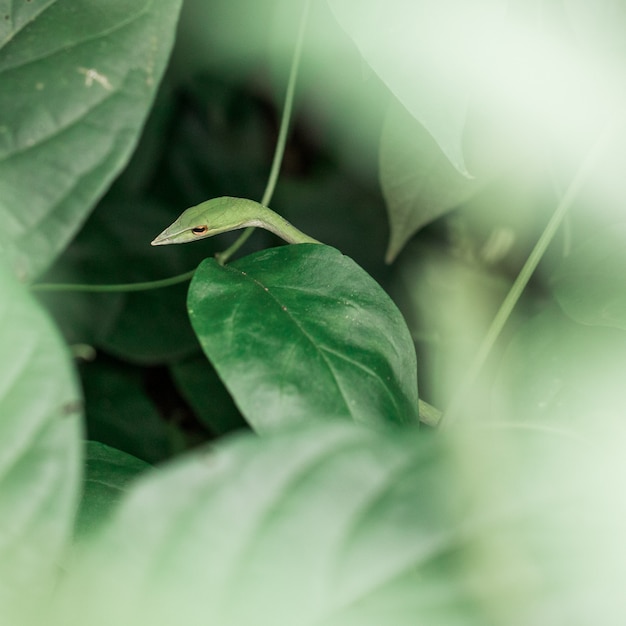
[191,226,208,235]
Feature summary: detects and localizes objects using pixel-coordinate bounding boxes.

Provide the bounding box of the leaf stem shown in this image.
[31,268,196,293]
[215,0,311,266]
[439,123,614,430]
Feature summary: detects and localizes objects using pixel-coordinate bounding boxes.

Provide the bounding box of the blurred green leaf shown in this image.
[52,422,476,626]
[52,420,626,625]
[327,0,506,175]
[380,101,478,263]
[550,225,626,331]
[0,261,82,622]
[0,0,183,281]
[75,441,150,539]
[390,241,509,408]
[170,354,247,436]
[494,306,626,430]
[188,245,419,431]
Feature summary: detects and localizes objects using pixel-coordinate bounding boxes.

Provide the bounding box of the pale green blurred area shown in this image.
[169,0,626,421]
[41,421,626,626]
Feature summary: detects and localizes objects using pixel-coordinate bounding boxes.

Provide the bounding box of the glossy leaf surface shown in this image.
[188,245,419,431]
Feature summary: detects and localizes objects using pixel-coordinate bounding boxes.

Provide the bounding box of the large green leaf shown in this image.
[327,0,618,177]
[188,245,419,431]
[550,225,626,331]
[0,261,82,622]
[51,420,626,625]
[0,0,183,281]
[51,423,476,626]
[380,101,478,262]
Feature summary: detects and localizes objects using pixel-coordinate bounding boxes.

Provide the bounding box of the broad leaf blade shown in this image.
[52,421,626,625]
[0,261,82,621]
[0,0,183,280]
[188,245,419,431]
[52,423,475,626]
[380,101,478,262]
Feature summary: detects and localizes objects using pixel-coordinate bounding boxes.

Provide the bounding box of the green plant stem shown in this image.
[215,0,311,266]
[31,268,196,293]
[439,124,614,430]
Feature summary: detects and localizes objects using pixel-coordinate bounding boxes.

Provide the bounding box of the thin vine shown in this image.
[439,123,615,430]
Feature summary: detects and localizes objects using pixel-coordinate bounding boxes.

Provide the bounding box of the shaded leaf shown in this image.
[52,419,626,625]
[380,101,477,262]
[75,441,149,539]
[0,0,183,280]
[188,245,419,431]
[0,261,82,621]
[81,358,174,464]
[170,354,247,436]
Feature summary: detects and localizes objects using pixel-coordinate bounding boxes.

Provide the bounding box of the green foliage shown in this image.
[188,245,419,431]
[0,262,82,623]
[0,0,183,281]
[2,0,626,624]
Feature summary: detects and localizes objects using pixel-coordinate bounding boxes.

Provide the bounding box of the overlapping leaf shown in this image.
[380,101,477,262]
[50,419,626,625]
[50,423,476,626]
[327,0,507,175]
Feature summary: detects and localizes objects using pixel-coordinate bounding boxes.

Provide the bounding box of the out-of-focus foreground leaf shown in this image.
[0,261,82,623]
[50,420,626,625]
